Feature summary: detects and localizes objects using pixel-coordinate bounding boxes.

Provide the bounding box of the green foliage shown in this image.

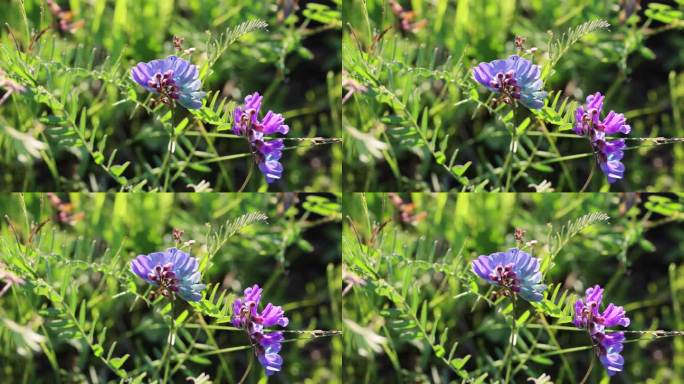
[343,0,684,191]
[545,19,611,74]
[204,19,269,73]
[0,0,342,191]
[0,193,341,383]
[343,192,684,382]
[543,211,610,274]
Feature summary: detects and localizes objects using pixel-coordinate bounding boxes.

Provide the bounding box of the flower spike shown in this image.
[232,284,289,376]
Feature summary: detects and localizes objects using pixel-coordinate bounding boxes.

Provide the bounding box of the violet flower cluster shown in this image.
[130,248,206,302]
[472,248,547,302]
[472,55,547,110]
[573,284,630,376]
[131,56,205,109]
[232,92,290,184]
[574,92,631,183]
[232,284,289,376]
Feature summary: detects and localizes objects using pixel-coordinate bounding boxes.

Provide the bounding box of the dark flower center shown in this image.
[147,262,179,298]
[592,139,608,162]
[235,109,268,164]
[489,263,521,295]
[147,70,180,107]
[490,70,521,105]
[579,108,604,137]
[578,301,597,328]
[579,108,618,164]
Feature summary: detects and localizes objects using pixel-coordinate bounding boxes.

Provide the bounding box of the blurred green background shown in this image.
[0,0,342,191]
[343,192,684,382]
[0,193,342,383]
[343,0,684,191]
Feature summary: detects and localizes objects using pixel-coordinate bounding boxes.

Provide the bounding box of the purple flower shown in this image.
[255,140,285,183]
[472,248,547,302]
[472,55,547,109]
[574,92,631,184]
[574,285,630,376]
[232,92,289,184]
[131,56,206,109]
[574,93,631,136]
[130,248,206,302]
[232,284,289,376]
[596,332,626,376]
[255,330,284,376]
[595,137,626,184]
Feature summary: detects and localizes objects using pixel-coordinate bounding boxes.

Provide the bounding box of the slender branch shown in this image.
[237,158,255,192]
[579,159,595,193]
[503,296,518,384]
[160,300,176,383]
[237,351,254,384]
[537,315,576,381]
[500,107,518,192]
[579,332,596,384]
[158,109,176,191]
[579,351,595,384]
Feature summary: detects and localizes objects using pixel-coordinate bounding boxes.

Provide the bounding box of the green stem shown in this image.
[237,327,256,384]
[161,300,176,383]
[237,159,254,192]
[536,120,576,190]
[579,353,594,384]
[579,159,595,193]
[503,296,518,384]
[237,351,254,384]
[579,138,598,192]
[159,109,176,192]
[500,108,518,192]
[538,315,576,382]
[579,333,596,384]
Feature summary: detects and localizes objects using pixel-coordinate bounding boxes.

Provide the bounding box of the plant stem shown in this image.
[503,296,518,384]
[161,300,176,383]
[579,159,596,193]
[579,354,595,384]
[159,109,176,192]
[237,351,254,384]
[238,328,256,384]
[579,332,596,384]
[579,138,598,192]
[237,158,254,192]
[500,108,518,192]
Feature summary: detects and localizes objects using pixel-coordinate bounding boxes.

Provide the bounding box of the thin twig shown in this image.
[503,295,518,384]
[236,351,254,384]
[579,157,595,192]
[161,300,176,383]
[237,159,254,192]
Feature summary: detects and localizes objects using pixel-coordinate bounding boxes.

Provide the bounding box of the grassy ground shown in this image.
[0,0,342,192]
[343,0,684,192]
[343,192,684,382]
[0,193,342,383]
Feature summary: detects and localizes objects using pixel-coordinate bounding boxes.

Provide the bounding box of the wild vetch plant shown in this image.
[472,55,547,110]
[231,284,289,376]
[573,92,631,186]
[131,56,206,110]
[131,248,206,302]
[0,193,342,382]
[343,193,684,382]
[0,1,342,191]
[573,285,630,378]
[343,1,684,191]
[231,92,290,186]
[472,248,547,303]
